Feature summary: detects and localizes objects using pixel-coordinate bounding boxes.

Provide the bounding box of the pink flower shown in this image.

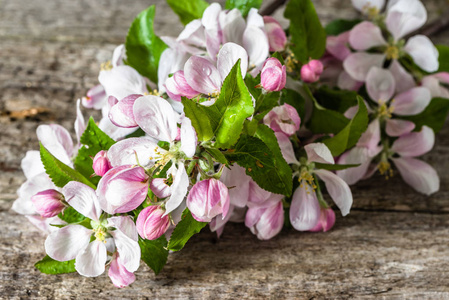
[260,57,286,92]
[309,208,336,232]
[92,150,112,177]
[301,60,324,83]
[31,189,65,218]
[245,200,284,240]
[187,178,230,222]
[136,206,170,240]
[165,70,200,102]
[108,253,136,288]
[263,104,301,137]
[263,16,287,52]
[108,94,142,128]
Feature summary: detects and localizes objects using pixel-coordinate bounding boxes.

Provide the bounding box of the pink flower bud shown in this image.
[31,189,65,218]
[263,16,287,52]
[165,70,200,102]
[261,58,287,92]
[309,208,336,232]
[187,178,230,222]
[263,104,301,136]
[245,200,284,240]
[136,205,170,240]
[301,60,324,83]
[93,150,112,177]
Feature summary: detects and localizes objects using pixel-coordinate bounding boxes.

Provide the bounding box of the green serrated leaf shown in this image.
[125,5,168,83]
[323,97,369,156]
[284,0,326,63]
[280,88,306,120]
[58,207,85,224]
[314,163,360,171]
[35,255,76,275]
[203,60,254,148]
[401,97,449,133]
[226,133,292,196]
[204,147,228,164]
[167,0,209,25]
[315,86,358,113]
[167,209,207,251]
[182,97,214,141]
[74,117,116,185]
[225,0,263,17]
[325,19,361,36]
[139,236,169,275]
[40,144,96,189]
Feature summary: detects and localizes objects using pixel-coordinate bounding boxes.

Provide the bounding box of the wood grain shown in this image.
[1,0,449,298]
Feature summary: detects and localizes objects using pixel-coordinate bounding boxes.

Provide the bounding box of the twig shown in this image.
[260,0,287,16]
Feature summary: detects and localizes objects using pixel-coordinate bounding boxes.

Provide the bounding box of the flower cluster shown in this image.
[14,0,447,287]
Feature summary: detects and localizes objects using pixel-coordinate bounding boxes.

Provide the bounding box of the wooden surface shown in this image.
[1,0,449,298]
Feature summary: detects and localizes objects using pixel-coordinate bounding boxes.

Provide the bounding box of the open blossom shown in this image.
[187,178,230,222]
[301,60,323,83]
[263,104,300,136]
[136,206,170,240]
[45,181,140,285]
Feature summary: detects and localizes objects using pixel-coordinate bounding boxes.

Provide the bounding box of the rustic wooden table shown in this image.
[1,0,449,298]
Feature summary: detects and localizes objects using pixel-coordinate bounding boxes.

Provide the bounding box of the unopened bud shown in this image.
[31,189,65,218]
[301,60,324,83]
[136,206,170,240]
[93,150,112,176]
[261,58,287,92]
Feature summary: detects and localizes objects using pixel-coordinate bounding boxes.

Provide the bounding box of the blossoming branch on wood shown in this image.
[13,0,449,287]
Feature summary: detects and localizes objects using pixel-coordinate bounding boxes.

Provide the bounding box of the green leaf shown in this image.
[74,117,116,185]
[167,0,209,25]
[40,144,96,189]
[226,134,292,196]
[204,147,228,164]
[308,107,349,134]
[325,19,361,36]
[401,97,449,133]
[139,236,169,275]
[58,207,85,224]
[280,88,306,119]
[125,5,168,84]
[315,86,358,113]
[225,0,263,17]
[167,209,207,251]
[35,256,76,275]
[314,163,360,171]
[203,60,254,148]
[182,97,214,141]
[323,97,369,156]
[284,0,326,63]
[437,45,449,73]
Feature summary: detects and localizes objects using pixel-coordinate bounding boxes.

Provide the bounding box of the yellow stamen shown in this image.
[94,227,107,242]
[100,61,112,71]
[285,53,298,73]
[364,6,380,19]
[298,169,317,189]
[378,161,394,180]
[385,45,399,60]
[377,100,395,119]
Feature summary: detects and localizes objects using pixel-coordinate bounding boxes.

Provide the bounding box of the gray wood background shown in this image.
[1,0,449,298]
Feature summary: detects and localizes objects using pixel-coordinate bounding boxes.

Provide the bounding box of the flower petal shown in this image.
[385,119,415,137]
[243,26,269,69]
[180,117,197,158]
[108,253,136,288]
[304,143,335,164]
[107,137,159,168]
[391,126,434,157]
[63,181,102,221]
[220,165,251,207]
[164,163,189,215]
[386,0,427,40]
[336,147,377,185]
[392,86,431,116]
[75,241,107,277]
[220,8,246,45]
[366,67,395,102]
[275,132,299,164]
[343,53,385,82]
[45,225,92,261]
[184,56,221,94]
[389,60,415,94]
[109,229,141,273]
[217,43,248,81]
[352,0,385,12]
[108,216,139,241]
[392,157,439,195]
[109,94,141,128]
[289,183,321,231]
[98,65,147,100]
[314,169,353,216]
[349,21,387,50]
[37,124,73,166]
[404,35,439,73]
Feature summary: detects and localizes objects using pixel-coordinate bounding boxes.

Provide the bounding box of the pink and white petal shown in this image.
[386,0,427,40]
[150,178,172,199]
[21,151,45,180]
[107,137,159,168]
[304,143,335,164]
[326,32,351,61]
[217,43,248,81]
[45,225,92,261]
[421,76,449,99]
[389,60,416,94]
[385,119,415,137]
[184,56,221,94]
[343,53,386,82]
[392,157,439,195]
[349,21,387,50]
[98,65,147,100]
[336,147,376,185]
[133,95,179,142]
[366,67,395,102]
[314,169,353,216]
[180,117,197,158]
[112,44,125,67]
[404,35,439,73]
[75,99,86,144]
[392,86,431,116]
[13,172,54,215]
[289,183,321,231]
[108,254,136,288]
[108,94,141,128]
[109,230,141,273]
[164,163,189,215]
[275,132,299,164]
[338,71,363,91]
[63,181,102,221]
[252,201,284,240]
[220,8,246,45]
[37,124,73,166]
[108,216,138,241]
[352,0,385,12]
[75,241,107,277]
[202,2,222,30]
[98,117,138,141]
[177,19,206,48]
[82,84,107,110]
[157,48,190,94]
[391,126,434,157]
[220,165,251,207]
[243,26,269,69]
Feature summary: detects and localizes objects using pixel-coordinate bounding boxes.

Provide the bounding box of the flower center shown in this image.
[285,53,298,73]
[94,227,107,242]
[385,45,400,60]
[144,89,160,96]
[298,169,317,191]
[377,100,395,119]
[100,60,112,71]
[378,161,393,179]
[364,6,380,19]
